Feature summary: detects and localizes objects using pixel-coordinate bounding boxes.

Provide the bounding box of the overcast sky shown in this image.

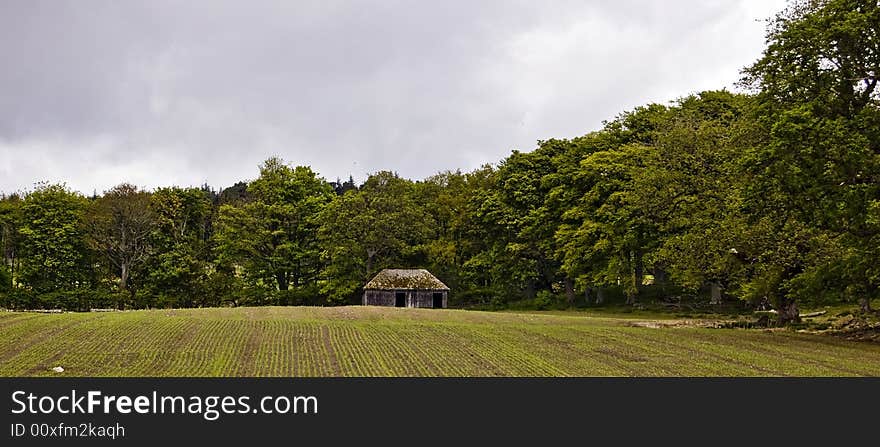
[0,0,788,195]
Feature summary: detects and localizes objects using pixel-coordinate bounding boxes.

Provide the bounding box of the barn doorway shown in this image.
[395,292,406,308]
[432,293,443,308]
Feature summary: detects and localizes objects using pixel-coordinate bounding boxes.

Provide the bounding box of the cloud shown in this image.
[0,0,787,194]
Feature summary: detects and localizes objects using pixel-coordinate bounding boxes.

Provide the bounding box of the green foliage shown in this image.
[632,92,752,292]
[216,158,333,293]
[532,290,556,310]
[17,184,91,293]
[142,186,214,308]
[736,0,880,319]
[742,0,880,118]
[84,183,155,297]
[318,171,432,303]
[416,166,497,296]
[555,105,671,304]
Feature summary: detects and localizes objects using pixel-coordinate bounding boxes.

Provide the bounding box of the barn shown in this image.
[362,269,449,308]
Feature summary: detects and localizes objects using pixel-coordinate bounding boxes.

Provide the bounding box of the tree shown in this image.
[144,186,213,308]
[217,182,250,205]
[465,141,581,304]
[17,183,90,293]
[330,176,357,196]
[85,184,154,297]
[555,105,670,305]
[633,91,752,305]
[495,144,566,299]
[741,0,880,318]
[216,158,334,293]
[318,171,431,302]
[0,194,22,291]
[413,171,469,291]
[414,167,497,299]
[742,0,880,118]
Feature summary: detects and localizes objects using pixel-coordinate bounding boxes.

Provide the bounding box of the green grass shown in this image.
[1,306,879,377]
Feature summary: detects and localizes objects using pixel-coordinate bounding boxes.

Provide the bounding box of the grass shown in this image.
[1,306,879,377]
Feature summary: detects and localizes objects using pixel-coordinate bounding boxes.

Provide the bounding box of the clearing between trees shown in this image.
[1,306,879,377]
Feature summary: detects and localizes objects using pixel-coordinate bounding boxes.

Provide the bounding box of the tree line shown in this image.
[1,0,878,323]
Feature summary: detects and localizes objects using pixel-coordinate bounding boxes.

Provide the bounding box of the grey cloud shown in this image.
[0,0,786,194]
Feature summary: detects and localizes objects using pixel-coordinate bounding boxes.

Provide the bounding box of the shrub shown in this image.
[275,285,326,306]
[450,287,496,307]
[534,291,555,310]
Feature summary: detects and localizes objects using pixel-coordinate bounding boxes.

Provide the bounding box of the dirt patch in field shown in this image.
[626,319,727,329]
[812,321,880,344]
[146,324,199,374]
[833,329,880,343]
[791,314,880,344]
[320,326,342,376]
[25,350,66,376]
[237,323,264,376]
[593,347,648,363]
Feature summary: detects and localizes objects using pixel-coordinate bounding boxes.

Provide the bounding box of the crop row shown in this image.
[3,309,880,377]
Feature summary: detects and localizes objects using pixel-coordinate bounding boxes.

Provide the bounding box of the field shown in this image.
[2,306,880,377]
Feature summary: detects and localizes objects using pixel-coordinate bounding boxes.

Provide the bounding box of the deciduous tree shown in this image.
[85,184,154,296]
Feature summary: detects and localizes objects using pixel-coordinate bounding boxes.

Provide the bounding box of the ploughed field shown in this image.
[1,306,879,376]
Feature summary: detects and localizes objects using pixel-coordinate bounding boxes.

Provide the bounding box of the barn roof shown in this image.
[364,269,450,290]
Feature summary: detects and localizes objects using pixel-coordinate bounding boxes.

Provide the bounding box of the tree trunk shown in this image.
[120,263,129,292]
[777,298,800,325]
[626,267,639,305]
[653,268,667,285]
[525,279,536,299]
[564,278,575,306]
[7,245,15,288]
[365,250,376,277]
[624,250,642,306]
[595,287,605,305]
[859,296,873,313]
[653,267,667,296]
[276,272,289,291]
[709,281,722,305]
[634,253,644,289]
[859,281,875,313]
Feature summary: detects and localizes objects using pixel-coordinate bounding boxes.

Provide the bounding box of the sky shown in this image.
[0,0,789,195]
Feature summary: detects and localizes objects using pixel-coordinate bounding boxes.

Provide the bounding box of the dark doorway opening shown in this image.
[395,292,406,308]
[432,293,443,308]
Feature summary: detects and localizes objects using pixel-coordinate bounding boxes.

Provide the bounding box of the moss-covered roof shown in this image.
[364,269,450,290]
